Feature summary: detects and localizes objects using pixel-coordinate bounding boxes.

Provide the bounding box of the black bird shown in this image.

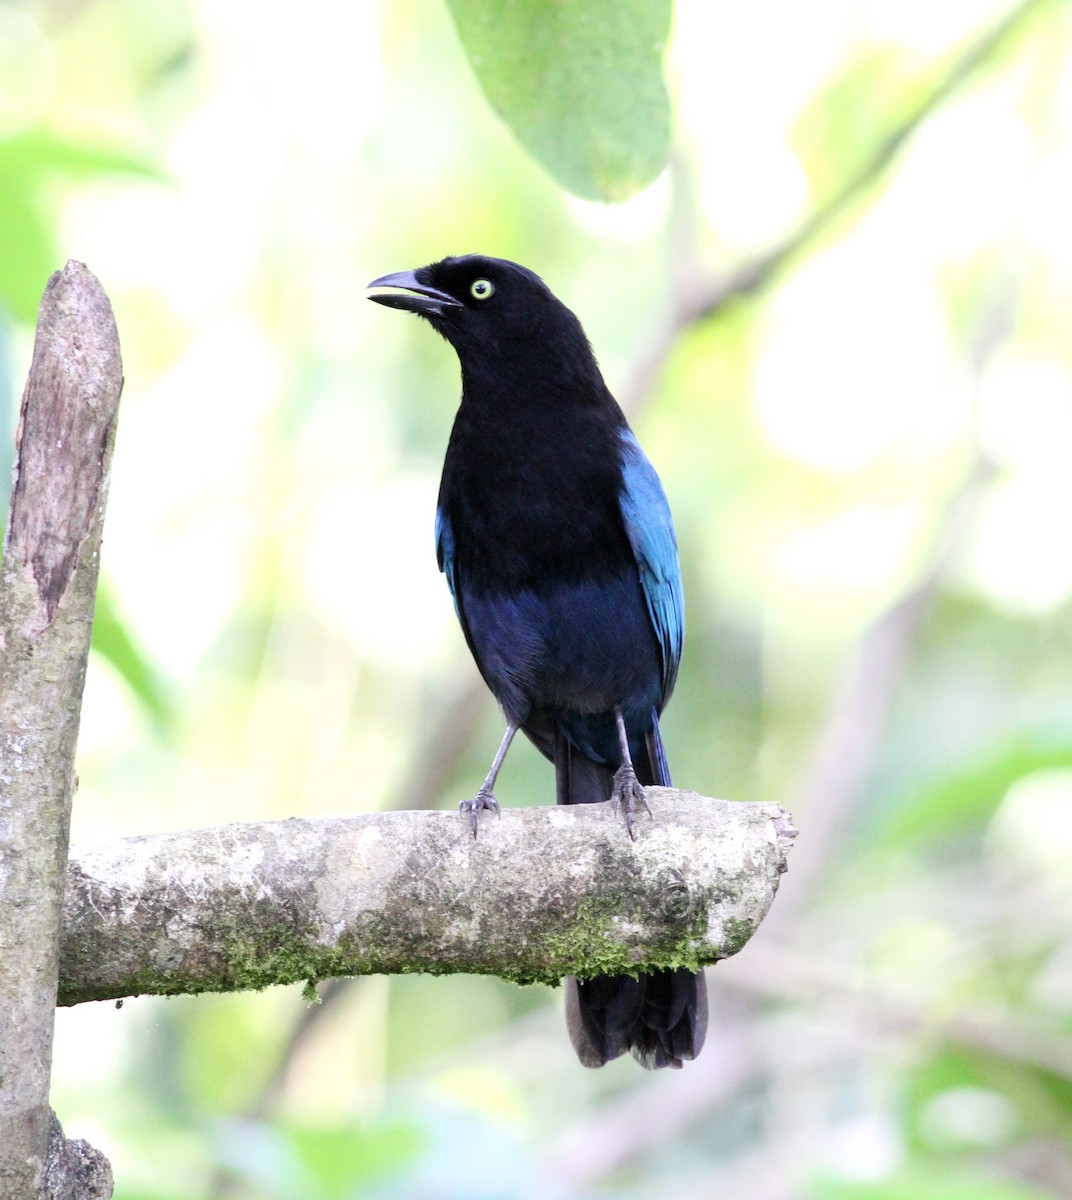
[368,255,707,1069]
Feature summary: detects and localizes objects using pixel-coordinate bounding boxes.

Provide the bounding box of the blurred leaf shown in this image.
[207,1117,425,1200]
[0,130,162,179]
[288,1122,423,1198]
[209,1119,325,1200]
[92,583,173,732]
[791,44,927,201]
[880,724,1072,846]
[0,167,57,325]
[113,1192,186,1200]
[792,2,1049,207]
[445,0,672,201]
[0,317,13,531]
[865,592,1072,848]
[0,131,161,323]
[904,1045,1072,1158]
[371,1100,541,1200]
[812,1164,1058,1200]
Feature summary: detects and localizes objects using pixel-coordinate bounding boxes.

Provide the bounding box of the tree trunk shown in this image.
[0,262,121,1199]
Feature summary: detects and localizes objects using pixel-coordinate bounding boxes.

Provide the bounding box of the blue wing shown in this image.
[618,430,684,700]
[435,505,460,618]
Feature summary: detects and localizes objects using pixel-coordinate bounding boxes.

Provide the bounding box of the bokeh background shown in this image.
[3,0,1072,1196]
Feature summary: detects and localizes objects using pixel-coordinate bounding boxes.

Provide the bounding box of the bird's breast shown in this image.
[439,404,633,591]
[458,571,663,726]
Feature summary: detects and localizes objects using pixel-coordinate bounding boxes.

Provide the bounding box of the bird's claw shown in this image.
[459,788,501,837]
[610,766,651,840]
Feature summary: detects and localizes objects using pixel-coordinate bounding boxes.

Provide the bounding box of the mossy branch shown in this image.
[60,792,795,1005]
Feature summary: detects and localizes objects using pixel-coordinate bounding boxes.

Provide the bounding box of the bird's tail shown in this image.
[564,967,707,1069]
[554,715,708,1069]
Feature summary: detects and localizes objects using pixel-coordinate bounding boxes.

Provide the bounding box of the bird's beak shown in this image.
[367,270,462,316]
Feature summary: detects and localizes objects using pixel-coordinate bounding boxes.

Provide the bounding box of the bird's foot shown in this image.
[459,788,501,838]
[610,765,651,840]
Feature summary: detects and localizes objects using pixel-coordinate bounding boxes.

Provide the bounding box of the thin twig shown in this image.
[619,0,1048,416]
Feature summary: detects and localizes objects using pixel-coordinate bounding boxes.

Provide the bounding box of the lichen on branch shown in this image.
[60,791,795,1005]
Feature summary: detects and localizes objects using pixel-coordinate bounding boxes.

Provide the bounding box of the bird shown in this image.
[368,254,707,1070]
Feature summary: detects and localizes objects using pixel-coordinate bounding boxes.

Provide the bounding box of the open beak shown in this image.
[367,270,462,317]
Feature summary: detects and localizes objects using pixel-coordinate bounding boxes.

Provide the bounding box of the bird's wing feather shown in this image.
[618,430,684,699]
[436,503,491,685]
[435,505,460,617]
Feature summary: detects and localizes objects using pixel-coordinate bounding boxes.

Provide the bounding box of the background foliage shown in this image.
[2,0,1072,1196]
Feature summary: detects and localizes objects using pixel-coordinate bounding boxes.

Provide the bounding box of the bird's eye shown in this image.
[470,279,494,300]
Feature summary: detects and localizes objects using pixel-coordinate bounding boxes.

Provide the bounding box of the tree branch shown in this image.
[0,261,121,1199]
[618,0,1048,417]
[682,0,1043,323]
[59,793,795,1006]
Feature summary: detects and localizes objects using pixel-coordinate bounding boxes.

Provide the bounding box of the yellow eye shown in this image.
[470,278,494,300]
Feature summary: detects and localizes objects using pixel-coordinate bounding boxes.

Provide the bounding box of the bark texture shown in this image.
[60,792,795,1005]
[0,262,122,1199]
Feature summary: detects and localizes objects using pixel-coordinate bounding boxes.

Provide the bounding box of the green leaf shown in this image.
[791,45,928,201]
[288,1122,423,1197]
[903,1045,1072,1159]
[0,170,60,324]
[0,130,162,181]
[812,1164,1058,1200]
[0,132,161,323]
[445,0,672,202]
[91,583,173,732]
[879,725,1072,847]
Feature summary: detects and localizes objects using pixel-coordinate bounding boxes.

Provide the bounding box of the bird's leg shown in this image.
[610,708,652,839]
[460,721,517,837]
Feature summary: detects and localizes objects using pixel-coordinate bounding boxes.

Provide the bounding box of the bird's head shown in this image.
[368,255,593,370]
